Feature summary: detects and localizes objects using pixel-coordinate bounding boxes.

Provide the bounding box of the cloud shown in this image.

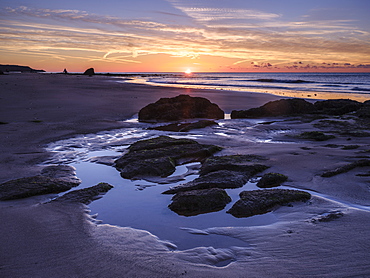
[1,4,369,68]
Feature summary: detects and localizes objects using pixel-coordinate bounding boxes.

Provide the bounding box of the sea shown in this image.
[119,72,370,102]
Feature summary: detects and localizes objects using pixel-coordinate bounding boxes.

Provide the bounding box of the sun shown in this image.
[185,68,192,74]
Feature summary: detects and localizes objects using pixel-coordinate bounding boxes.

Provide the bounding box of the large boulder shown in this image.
[53,182,113,204]
[227,189,311,218]
[313,99,363,115]
[138,94,224,122]
[114,136,221,179]
[0,175,80,201]
[168,188,231,216]
[231,98,316,118]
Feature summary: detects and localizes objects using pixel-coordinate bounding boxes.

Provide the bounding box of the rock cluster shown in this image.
[231,98,367,118]
[114,136,221,179]
[227,189,311,218]
[138,94,224,122]
[164,155,269,216]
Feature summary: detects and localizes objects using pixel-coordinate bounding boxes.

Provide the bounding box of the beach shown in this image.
[1,73,370,277]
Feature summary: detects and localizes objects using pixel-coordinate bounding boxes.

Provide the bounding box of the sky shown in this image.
[0,0,369,72]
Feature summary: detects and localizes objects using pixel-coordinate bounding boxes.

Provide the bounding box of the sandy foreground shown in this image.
[0,74,369,277]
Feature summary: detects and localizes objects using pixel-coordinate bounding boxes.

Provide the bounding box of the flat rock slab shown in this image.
[0,175,80,201]
[148,120,217,132]
[53,182,113,204]
[138,94,224,122]
[227,189,311,218]
[163,170,249,194]
[41,165,81,183]
[114,136,221,179]
[168,188,231,216]
[200,154,268,176]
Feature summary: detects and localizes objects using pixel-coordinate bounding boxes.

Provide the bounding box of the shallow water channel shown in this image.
[45,117,294,250]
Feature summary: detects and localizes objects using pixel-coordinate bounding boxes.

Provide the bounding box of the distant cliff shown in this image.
[0,64,45,73]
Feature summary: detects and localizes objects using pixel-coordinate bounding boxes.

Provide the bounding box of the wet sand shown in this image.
[0,73,370,277]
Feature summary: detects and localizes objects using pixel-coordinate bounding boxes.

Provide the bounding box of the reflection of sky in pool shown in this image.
[44,117,295,250]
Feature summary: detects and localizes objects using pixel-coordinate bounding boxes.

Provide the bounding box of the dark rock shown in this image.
[163,170,249,194]
[231,98,316,118]
[119,157,176,179]
[138,94,224,122]
[148,120,217,132]
[41,165,81,184]
[299,131,335,141]
[200,155,268,176]
[321,159,370,177]
[313,99,363,115]
[53,182,113,204]
[0,176,80,201]
[257,173,288,188]
[114,136,221,179]
[0,64,45,73]
[83,68,95,76]
[0,70,4,75]
[168,188,231,216]
[227,189,311,218]
[355,106,370,118]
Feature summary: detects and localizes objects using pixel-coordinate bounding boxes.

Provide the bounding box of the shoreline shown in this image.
[1,73,370,277]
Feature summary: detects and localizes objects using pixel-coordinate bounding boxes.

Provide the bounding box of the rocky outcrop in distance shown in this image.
[83,68,95,76]
[0,64,45,73]
[138,94,224,122]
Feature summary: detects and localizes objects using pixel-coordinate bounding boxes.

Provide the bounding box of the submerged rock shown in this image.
[299,131,335,141]
[148,120,217,132]
[0,175,80,201]
[231,98,316,118]
[321,159,370,177]
[53,182,113,204]
[227,189,311,218]
[114,136,221,179]
[257,173,288,188]
[138,94,224,122]
[168,188,231,216]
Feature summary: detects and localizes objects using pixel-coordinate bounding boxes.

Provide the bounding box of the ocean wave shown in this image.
[252,79,313,84]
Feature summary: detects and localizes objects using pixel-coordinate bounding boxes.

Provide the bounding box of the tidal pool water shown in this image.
[44,117,295,250]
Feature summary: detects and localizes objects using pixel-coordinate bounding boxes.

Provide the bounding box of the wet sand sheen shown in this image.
[1,74,370,277]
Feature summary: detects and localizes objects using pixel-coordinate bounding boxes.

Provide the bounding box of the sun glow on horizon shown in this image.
[185,69,192,74]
